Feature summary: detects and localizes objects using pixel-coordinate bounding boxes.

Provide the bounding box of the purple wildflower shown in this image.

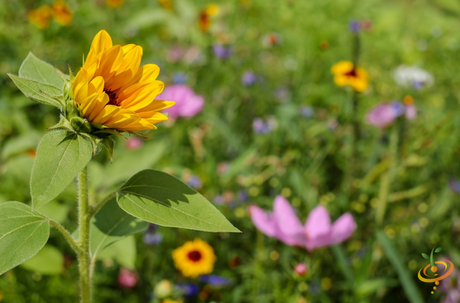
[175,283,199,297]
[199,275,232,286]
[299,105,314,118]
[213,44,232,59]
[241,71,256,86]
[349,20,360,33]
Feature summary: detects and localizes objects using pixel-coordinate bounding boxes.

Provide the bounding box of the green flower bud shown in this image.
[70,117,92,133]
[154,280,173,299]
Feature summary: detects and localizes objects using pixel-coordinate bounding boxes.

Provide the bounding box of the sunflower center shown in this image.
[104,88,119,106]
[187,250,202,262]
[344,69,358,78]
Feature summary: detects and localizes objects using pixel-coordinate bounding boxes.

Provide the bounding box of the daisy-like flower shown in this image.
[393,65,434,90]
[172,238,216,278]
[331,60,369,92]
[28,5,53,29]
[52,0,73,26]
[72,30,174,132]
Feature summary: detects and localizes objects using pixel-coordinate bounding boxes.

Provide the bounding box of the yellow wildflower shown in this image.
[331,60,369,92]
[172,238,216,278]
[52,0,73,26]
[198,4,219,32]
[106,0,124,8]
[72,30,174,132]
[28,5,53,29]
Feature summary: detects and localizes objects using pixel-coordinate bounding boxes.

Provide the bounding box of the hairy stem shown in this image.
[77,166,92,303]
[49,219,82,254]
[88,191,117,218]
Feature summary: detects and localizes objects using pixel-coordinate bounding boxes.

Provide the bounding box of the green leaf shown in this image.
[0,202,50,275]
[435,247,442,253]
[421,253,429,259]
[117,169,240,233]
[90,198,148,259]
[376,231,424,303]
[97,236,137,269]
[31,130,93,209]
[19,53,64,89]
[8,74,63,110]
[20,245,63,275]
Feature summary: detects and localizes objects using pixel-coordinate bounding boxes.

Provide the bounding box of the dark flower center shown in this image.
[104,88,119,106]
[187,250,202,262]
[344,68,358,78]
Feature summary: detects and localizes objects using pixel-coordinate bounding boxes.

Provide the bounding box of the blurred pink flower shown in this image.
[126,137,143,150]
[157,84,204,120]
[118,268,138,288]
[366,103,397,128]
[294,263,308,276]
[366,101,417,128]
[249,196,356,251]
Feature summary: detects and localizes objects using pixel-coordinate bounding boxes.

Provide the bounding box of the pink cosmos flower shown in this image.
[366,101,417,128]
[249,196,356,251]
[157,84,204,120]
[118,268,138,288]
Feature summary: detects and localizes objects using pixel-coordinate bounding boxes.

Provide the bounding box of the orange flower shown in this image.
[28,5,53,29]
[106,0,124,8]
[72,30,174,132]
[52,0,73,26]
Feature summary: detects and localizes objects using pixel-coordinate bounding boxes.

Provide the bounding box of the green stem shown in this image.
[88,191,117,218]
[77,166,92,303]
[49,219,82,254]
[376,126,399,225]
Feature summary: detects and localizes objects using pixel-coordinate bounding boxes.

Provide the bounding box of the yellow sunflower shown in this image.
[172,238,216,278]
[331,60,369,92]
[72,30,174,132]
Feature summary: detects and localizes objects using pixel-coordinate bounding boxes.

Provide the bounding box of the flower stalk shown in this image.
[77,166,92,303]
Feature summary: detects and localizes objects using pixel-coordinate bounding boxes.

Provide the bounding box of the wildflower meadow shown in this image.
[1,0,460,302]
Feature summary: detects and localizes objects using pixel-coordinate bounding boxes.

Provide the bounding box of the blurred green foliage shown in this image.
[1,0,460,302]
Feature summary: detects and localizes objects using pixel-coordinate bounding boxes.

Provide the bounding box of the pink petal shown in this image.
[365,103,397,128]
[305,205,331,238]
[328,213,357,245]
[304,205,332,251]
[272,196,306,246]
[249,205,277,238]
[405,105,417,120]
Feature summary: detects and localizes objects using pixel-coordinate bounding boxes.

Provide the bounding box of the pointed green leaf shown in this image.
[117,169,240,233]
[8,74,63,110]
[90,198,148,259]
[421,253,429,259]
[31,130,93,209]
[435,247,442,253]
[376,231,424,303]
[19,53,64,89]
[0,202,50,275]
[20,245,63,275]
